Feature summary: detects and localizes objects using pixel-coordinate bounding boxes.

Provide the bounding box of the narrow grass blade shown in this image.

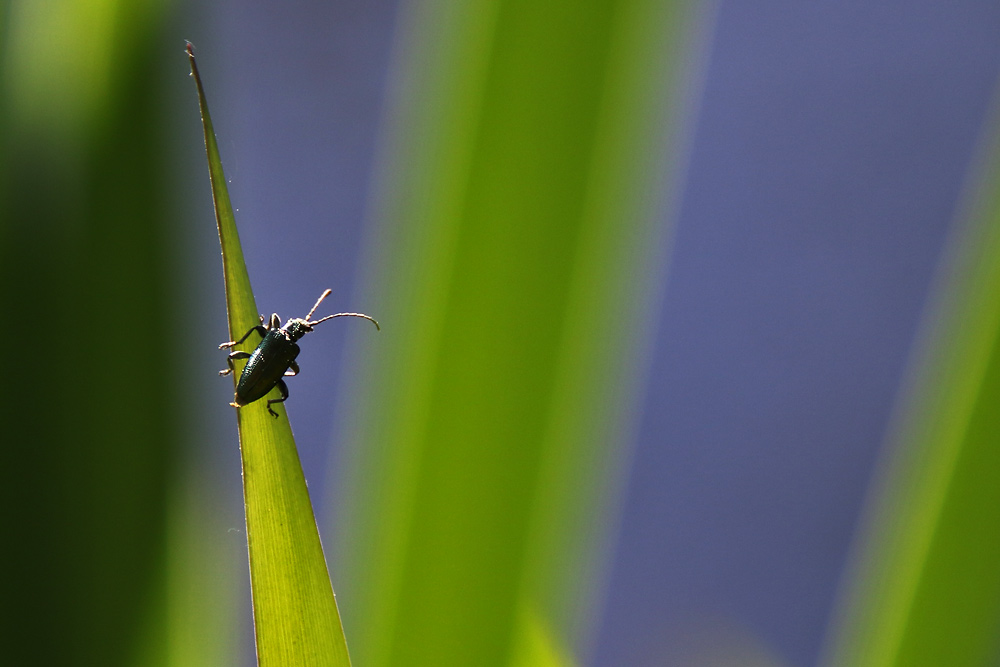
[821,100,1000,666]
[187,43,351,667]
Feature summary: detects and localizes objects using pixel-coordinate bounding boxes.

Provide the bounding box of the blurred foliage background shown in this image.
[329,0,690,664]
[0,1,237,665]
[1,1,179,665]
[4,1,1000,666]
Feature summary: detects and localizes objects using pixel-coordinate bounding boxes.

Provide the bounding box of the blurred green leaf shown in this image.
[332,0,693,664]
[510,604,573,667]
[821,99,1000,666]
[187,44,351,666]
[0,2,177,664]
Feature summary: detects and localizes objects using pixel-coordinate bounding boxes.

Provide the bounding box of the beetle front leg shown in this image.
[219,324,268,350]
[284,360,300,377]
[266,379,289,418]
[219,350,252,376]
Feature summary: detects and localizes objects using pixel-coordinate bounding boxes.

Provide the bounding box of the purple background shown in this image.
[179,1,1000,664]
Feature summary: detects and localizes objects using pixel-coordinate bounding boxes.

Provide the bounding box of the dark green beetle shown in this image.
[219,289,378,417]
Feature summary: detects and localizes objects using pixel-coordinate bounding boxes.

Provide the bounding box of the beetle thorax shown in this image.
[282,318,314,342]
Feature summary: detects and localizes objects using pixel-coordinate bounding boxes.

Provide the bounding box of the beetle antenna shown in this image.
[304,289,333,321]
[310,312,380,331]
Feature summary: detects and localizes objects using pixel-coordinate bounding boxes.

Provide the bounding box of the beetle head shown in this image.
[282,289,380,343]
[283,318,314,342]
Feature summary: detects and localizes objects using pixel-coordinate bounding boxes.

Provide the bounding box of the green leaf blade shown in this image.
[187,43,351,667]
[186,42,257,334]
[330,0,693,663]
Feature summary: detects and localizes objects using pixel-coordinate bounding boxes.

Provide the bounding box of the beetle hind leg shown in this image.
[266,379,290,418]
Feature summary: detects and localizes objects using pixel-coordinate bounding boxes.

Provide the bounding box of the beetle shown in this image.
[219,289,379,417]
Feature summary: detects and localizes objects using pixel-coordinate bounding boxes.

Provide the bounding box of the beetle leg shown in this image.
[266,379,289,418]
[284,360,300,377]
[219,324,268,350]
[219,350,252,376]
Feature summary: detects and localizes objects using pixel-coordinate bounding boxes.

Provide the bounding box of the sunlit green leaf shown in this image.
[331,1,693,664]
[187,44,351,667]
